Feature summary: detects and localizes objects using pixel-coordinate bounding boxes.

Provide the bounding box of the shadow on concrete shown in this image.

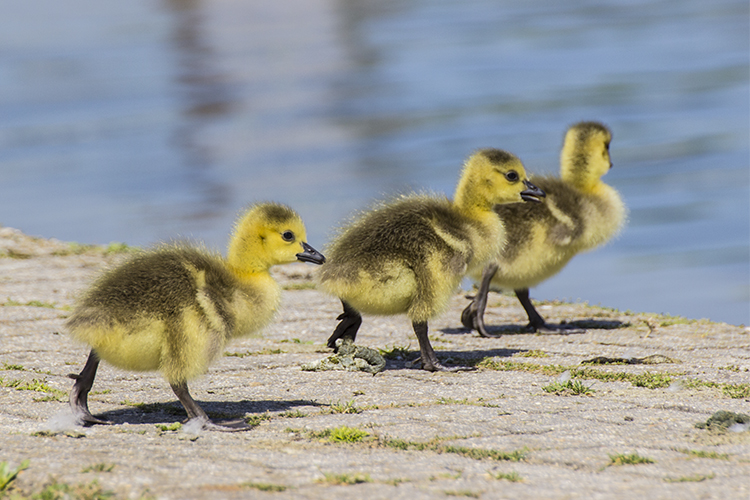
[87,398,323,426]
[440,319,627,337]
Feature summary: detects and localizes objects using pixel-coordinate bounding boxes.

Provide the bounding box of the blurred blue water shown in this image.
[0,0,748,325]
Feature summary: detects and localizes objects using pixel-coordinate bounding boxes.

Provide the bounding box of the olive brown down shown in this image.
[317,149,544,371]
[462,122,626,336]
[66,202,325,431]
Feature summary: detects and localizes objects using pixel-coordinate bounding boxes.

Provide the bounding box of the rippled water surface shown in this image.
[1,0,748,325]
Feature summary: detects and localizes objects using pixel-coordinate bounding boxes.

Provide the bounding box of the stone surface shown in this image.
[1,230,748,499]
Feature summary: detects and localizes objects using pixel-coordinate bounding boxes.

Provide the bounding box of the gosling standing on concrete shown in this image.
[67,203,325,431]
[318,150,544,372]
[462,122,626,336]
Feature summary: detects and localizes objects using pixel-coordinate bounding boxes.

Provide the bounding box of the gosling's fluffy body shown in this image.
[67,202,324,430]
[318,149,543,371]
[465,122,626,333]
[67,245,279,384]
[319,194,501,322]
[489,175,624,289]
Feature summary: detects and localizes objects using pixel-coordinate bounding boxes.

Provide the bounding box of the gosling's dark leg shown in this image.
[69,349,112,425]
[327,300,362,350]
[515,288,585,334]
[170,381,251,432]
[460,263,501,337]
[412,321,473,372]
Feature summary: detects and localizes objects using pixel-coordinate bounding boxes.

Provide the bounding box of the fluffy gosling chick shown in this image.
[67,203,325,431]
[462,122,626,336]
[318,149,544,371]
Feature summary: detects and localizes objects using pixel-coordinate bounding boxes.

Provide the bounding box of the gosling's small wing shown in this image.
[67,246,234,328]
[323,196,472,276]
[496,177,585,260]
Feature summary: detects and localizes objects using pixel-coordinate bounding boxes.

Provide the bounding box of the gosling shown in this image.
[67,203,325,431]
[317,149,544,371]
[462,122,626,336]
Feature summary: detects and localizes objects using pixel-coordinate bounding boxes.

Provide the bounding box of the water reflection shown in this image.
[164,0,233,222]
[0,0,747,325]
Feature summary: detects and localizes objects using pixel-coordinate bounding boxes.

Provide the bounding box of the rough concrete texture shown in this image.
[1,227,748,499]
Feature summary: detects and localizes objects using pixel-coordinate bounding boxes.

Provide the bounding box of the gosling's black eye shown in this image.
[505,171,519,182]
[281,231,295,242]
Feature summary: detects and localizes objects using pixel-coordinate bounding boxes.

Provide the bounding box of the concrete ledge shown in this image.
[1,229,748,499]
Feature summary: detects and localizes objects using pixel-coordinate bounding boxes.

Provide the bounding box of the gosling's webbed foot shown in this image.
[411,321,476,372]
[515,289,585,335]
[327,301,363,350]
[462,264,500,338]
[460,301,476,330]
[532,322,586,335]
[74,407,113,426]
[170,382,253,432]
[408,356,476,373]
[69,349,111,426]
[70,384,112,425]
[426,362,476,373]
[70,391,113,426]
[189,416,255,432]
[461,301,501,338]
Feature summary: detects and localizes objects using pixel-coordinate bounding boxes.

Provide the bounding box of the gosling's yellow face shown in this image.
[259,217,326,266]
[229,203,325,271]
[471,149,545,205]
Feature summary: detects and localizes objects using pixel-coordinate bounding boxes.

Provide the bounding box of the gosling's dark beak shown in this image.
[296,242,326,265]
[520,180,545,203]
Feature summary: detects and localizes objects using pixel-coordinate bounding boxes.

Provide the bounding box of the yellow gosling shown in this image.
[462,122,627,336]
[317,149,544,371]
[66,202,325,431]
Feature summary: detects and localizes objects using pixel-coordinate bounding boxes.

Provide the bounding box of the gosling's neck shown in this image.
[452,179,506,266]
[453,175,497,222]
[560,146,612,198]
[563,173,610,199]
[226,240,274,283]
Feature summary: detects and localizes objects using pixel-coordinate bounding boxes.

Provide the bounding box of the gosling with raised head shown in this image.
[67,203,325,431]
[318,149,544,371]
[462,122,626,336]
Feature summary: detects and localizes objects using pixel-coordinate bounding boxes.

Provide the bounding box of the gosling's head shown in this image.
[227,203,325,275]
[455,148,545,212]
[560,121,612,191]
